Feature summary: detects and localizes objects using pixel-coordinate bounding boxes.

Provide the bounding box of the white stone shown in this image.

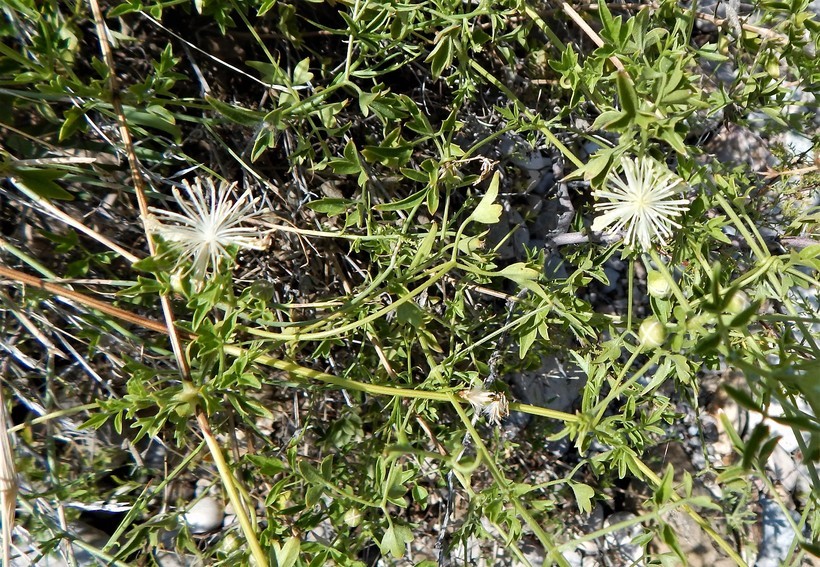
[766,445,800,492]
[602,512,642,564]
[756,497,799,567]
[182,496,225,534]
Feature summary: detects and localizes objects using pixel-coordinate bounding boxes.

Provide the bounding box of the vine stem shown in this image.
[0,264,578,416]
[196,411,268,566]
[449,394,570,567]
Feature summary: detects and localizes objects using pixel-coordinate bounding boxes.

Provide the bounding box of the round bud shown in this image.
[725,290,750,315]
[343,508,363,528]
[638,318,666,349]
[646,271,672,299]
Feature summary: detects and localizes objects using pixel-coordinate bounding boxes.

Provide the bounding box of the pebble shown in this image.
[155,552,203,567]
[767,445,803,493]
[756,496,800,567]
[183,496,225,534]
[602,512,642,564]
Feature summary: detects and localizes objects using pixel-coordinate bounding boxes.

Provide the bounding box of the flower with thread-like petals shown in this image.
[591,156,690,251]
[146,177,268,281]
[459,388,509,426]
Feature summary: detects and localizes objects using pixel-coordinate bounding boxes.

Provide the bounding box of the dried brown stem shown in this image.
[86,0,190,379]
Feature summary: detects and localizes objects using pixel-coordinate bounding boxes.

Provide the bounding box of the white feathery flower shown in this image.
[146,177,268,281]
[459,388,509,426]
[591,156,690,251]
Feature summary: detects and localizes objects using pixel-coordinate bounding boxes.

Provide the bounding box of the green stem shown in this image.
[223,346,579,423]
[632,457,748,566]
[0,237,58,279]
[713,192,768,261]
[244,259,456,341]
[649,249,690,311]
[509,401,578,423]
[8,404,98,434]
[627,257,635,330]
[196,411,268,567]
[449,393,570,567]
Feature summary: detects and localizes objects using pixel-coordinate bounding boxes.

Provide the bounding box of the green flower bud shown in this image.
[218,533,241,555]
[638,318,666,349]
[173,382,201,417]
[725,290,750,315]
[646,271,672,299]
[343,508,363,527]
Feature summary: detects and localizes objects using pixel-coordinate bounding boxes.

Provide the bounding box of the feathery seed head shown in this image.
[459,387,509,426]
[147,177,268,282]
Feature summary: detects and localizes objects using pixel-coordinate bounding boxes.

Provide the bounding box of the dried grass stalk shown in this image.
[0,387,17,567]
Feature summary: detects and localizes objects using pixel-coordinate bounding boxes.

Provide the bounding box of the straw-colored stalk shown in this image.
[0,387,17,567]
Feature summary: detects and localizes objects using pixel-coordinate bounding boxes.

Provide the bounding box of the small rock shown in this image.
[562,548,583,567]
[704,125,776,171]
[602,512,642,564]
[183,496,225,534]
[767,445,800,492]
[156,551,203,567]
[756,496,800,567]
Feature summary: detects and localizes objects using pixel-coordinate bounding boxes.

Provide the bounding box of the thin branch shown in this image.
[562,2,625,72]
[85,0,189,379]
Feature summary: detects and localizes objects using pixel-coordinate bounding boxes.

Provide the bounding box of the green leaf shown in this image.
[122,107,182,142]
[469,172,502,224]
[581,147,619,183]
[616,71,638,118]
[374,187,426,212]
[14,169,73,200]
[800,540,820,558]
[686,495,723,511]
[592,109,628,131]
[718,412,745,453]
[305,485,323,507]
[758,436,782,467]
[654,464,674,505]
[425,32,454,79]
[728,301,761,328]
[305,198,354,216]
[298,460,324,485]
[694,332,722,354]
[598,1,615,36]
[244,455,287,476]
[59,107,86,141]
[276,536,300,567]
[409,223,437,271]
[329,139,362,175]
[380,523,413,558]
[247,60,288,85]
[251,128,278,162]
[570,482,594,514]
[658,127,688,154]
[518,324,537,359]
[292,57,313,85]
[361,144,413,167]
[81,412,111,430]
[205,95,264,126]
[723,384,763,413]
[742,423,769,470]
[257,0,277,16]
[661,522,686,563]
